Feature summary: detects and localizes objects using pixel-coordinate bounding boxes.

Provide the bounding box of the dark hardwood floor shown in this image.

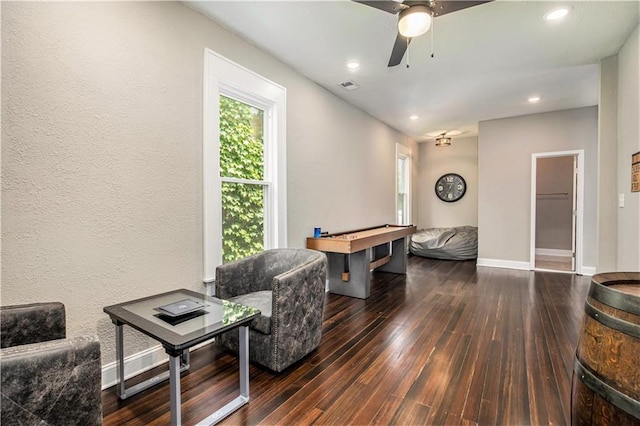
[102,255,592,425]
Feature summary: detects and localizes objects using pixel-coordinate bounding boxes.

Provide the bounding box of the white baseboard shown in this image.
[476,258,531,271]
[476,257,596,276]
[101,340,213,390]
[535,248,573,257]
[580,266,596,276]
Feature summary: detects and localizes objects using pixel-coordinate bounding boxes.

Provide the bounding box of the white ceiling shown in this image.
[187,1,639,141]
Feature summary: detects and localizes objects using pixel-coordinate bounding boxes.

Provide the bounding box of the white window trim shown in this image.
[396,143,412,225]
[203,49,287,283]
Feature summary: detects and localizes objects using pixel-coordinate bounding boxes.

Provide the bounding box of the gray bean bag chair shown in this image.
[410,226,478,260]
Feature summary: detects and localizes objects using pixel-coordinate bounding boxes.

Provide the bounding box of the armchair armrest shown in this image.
[272,255,326,331]
[0,302,66,348]
[1,336,103,425]
[270,253,327,371]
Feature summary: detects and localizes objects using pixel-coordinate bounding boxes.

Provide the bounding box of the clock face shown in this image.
[435,173,466,202]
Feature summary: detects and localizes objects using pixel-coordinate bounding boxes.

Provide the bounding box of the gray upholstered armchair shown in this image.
[215,248,327,372]
[0,302,103,425]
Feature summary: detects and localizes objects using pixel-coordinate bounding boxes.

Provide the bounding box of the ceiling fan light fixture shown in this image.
[435,135,452,147]
[398,5,432,38]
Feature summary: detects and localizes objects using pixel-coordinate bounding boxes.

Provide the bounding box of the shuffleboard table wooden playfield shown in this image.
[306,224,417,299]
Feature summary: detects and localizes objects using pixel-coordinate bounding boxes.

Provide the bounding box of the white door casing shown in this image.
[530,150,584,274]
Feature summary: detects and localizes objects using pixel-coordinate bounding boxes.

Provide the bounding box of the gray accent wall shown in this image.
[417,136,478,229]
[1,2,417,365]
[597,55,619,271]
[478,107,599,267]
[615,25,639,271]
[476,25,639,272]
[597,24,639,272]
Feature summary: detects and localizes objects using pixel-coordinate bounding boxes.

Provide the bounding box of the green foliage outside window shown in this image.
[219,96,265,263]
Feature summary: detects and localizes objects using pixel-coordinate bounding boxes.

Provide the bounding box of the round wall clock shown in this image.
[435,173,467,202]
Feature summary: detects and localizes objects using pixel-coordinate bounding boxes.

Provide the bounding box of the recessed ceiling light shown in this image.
[346,61,360,70]
[410,115,419,120]
[528,96,541,103]
[544,7,569,21]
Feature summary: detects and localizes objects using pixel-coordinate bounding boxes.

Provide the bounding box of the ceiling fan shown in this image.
[353,1,492,67]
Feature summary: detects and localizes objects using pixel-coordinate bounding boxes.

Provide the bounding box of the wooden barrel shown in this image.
[571,272,640,425]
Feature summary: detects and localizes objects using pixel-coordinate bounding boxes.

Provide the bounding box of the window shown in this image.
[396,144,411,225]
[203,50,287,282]
[219,95,266,263]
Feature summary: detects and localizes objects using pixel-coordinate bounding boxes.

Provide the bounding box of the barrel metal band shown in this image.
[589,281,640,316]
[574,357,640,419]
[584,300,640,339]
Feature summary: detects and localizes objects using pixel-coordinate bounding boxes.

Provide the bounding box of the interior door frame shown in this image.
[529,149,584,274]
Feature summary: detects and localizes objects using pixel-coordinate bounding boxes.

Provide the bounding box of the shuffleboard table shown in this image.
[306,224,417,299]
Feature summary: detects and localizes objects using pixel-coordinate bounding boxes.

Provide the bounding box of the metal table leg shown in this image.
[113,323,250,425]
[239,325,249,399]
[169,354,182,426]
[115,322,126,399]
[198,325,251,425]
[114,322,189,401]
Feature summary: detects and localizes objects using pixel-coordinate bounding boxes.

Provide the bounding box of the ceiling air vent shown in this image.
[339,80,360,91]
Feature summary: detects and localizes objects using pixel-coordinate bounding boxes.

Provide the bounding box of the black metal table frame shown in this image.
[105,290,257,426]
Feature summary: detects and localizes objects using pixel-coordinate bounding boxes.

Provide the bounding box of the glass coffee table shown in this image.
[103,289,260,426]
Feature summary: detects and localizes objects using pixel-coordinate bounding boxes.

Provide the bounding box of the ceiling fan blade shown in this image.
[352,0,408,15]
[428,1,492,17]
[388,32,411,67]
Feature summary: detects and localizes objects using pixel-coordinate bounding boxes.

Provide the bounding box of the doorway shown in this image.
[530,150,584,274]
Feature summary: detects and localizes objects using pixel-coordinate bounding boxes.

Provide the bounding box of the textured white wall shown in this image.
[616,25,640,271]
[478,107,598,266]
[285,77,416,239]
[1,2,416,365]
[2,2,206,364]
[417,136,478,229]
